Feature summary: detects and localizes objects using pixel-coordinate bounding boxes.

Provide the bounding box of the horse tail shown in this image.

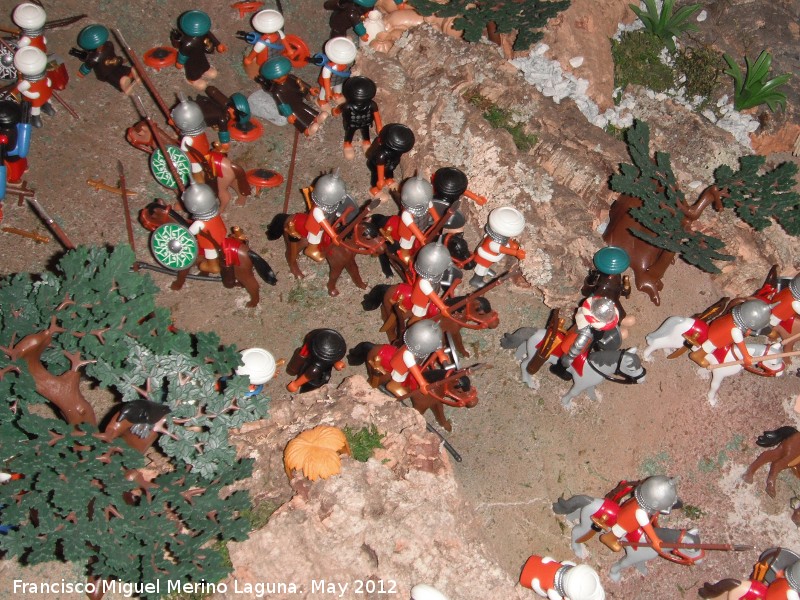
[248,250,278,285]
[377,253,394,278]
[756,425,799,448]
[266,213,291,241]
[698,579,743,598]
[552,494,593,515]
[362,284,390,311]
[500,327,537,350]
[347,342,374,366]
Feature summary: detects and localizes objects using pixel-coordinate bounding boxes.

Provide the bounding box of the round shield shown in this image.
[0,39,18,80]
[150,223,198,270]
[150,145,192,189]
[282,34,310,68]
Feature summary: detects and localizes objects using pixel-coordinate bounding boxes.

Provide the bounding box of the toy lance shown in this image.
[117,160,136,252]
[618,539,754,552]
[131,95,186,194]
[27,197,75,249]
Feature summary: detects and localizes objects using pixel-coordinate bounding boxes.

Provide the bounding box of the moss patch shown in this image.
[344,424,385,462]
[612,30,676,96]
[675,44,725,105]
[465,91,538,151]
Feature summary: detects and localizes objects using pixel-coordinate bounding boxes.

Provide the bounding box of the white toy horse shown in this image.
[501,327,646,408]
[643,316,784,406]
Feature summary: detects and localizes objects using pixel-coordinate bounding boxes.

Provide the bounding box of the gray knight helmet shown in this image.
[789,273,800,300]
[414,242,453,283]
[171,96,206,137]
[182,182,220,220]
[732,299,772,332]
[486,206,525,243]
[635,476,679,514]
[311,170,348,213]
[403,320,443,359]
[401,175,433,217]
[786,560,800,590]
[560,564,605,600]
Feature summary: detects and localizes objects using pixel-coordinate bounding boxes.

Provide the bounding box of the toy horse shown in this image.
[743,426,800,498]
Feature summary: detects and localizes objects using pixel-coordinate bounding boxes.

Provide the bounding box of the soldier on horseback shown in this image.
[559,296,620,372]
[299,171,353,262]
[689,299,773,368]
[385,320,446,397]
[172,96,215,178]
[183,182,227,274]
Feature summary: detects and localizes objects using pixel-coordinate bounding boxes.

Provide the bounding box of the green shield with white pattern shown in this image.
[150,223,198,270]
[150,145,192,189]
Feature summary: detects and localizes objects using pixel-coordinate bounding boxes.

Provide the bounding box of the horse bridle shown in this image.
[587,349,646,384]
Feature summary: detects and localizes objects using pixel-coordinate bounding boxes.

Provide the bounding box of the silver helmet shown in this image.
[401,175,433,217]
[404,320,443,359]
[634,476,678,514]
[171,98,206,137]
[789,274,800,300]
[487,206,525,242]
[311,171,348,212]
[731,299,772,332]
[182,182,220,220]
[786,560,800,590]
[560,564,605,600]
[414,242,453,283]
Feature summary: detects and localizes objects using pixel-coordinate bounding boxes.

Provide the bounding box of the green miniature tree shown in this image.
[609,120,799,273]
[0,246,264,592]
[409,0,571,51]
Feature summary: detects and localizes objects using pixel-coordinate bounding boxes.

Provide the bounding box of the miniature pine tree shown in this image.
[409,0,571,51]
[609,120,799,273]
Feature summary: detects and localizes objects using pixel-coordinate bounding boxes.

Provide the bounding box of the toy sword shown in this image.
[27,197,75,249]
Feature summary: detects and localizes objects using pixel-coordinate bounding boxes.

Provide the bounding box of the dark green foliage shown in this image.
[465,91,538,150]
[723,50,791,112]
[0,246,263,591]
[409,0,571,51]
[344,424,385,462]
[610,121,799,273]
[715,157,800,235]
[612,31,676,96]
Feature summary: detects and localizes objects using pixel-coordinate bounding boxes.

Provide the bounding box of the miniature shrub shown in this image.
[612,30,676,96]
[674,44,724,104]
[723,50,790,112]
[345,424,385,462]
[629,0,702,52]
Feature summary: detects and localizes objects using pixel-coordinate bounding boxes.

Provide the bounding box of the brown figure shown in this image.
[742,426,800,499]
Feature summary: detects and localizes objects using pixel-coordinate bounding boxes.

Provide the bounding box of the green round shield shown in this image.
[150,223,198,270]
[150,145,192,189]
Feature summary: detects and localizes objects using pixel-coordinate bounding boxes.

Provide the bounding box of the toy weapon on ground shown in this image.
[526,308,564,375]
[2,226,48,243]
[87,178,137,197]
[117,160,136,252]
[282,129,299,213]
[27,197,74,249]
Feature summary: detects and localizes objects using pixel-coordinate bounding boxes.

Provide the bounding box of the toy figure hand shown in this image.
[175,62,183,70]
[360,34,369,42]
[475,195,488,206]
[651,539,663,554]
[516,249,526,260]
[243,56,254,66]
[77,71,85,79]
[217,44,228,53]
[309,87,320,96]
[334,360,345,371]
[287,115,297,124]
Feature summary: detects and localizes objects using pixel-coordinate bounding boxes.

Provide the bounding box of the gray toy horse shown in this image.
[501,326,646,407]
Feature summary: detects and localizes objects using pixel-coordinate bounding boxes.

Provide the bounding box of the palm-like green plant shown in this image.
[629,0,702,52]
[723,50,790,112]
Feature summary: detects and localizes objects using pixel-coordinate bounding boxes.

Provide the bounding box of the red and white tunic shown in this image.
[189,214,227,259]
[16,76,52,110]
[180,132,211,175]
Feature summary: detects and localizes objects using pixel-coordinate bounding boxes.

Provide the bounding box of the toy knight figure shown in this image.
[520,555,605,600]
[317,37,357,109]
[13,46,54,128]
[0,100,31,204]
[689,299,773,368]
[13,3,47,52]
[559,296,620,370]
[386,319,446,397]
[469,206,526,288]
[581,246,631,321]
[598,476,679,556]
[286,329,347,393]
[333,75,382,159]
[406,242,453,322]
[769,274,799,338]
[258,56,322,137]
[74,25,139,94]
[183,182,227,274]
[174,10,226,91]
[390,175,434,264]
[366,122,414,195]
[171,96,213,180]
[302,171,353,261]
[242,9,289,79]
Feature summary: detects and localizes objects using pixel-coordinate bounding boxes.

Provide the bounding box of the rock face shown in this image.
[218,376,524,600]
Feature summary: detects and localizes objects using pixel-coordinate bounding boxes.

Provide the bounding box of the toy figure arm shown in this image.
[353,22,368,40]
[406,362,429,393]
[287,374,308,392]
[787,589,800,600]
[319,217,341,245]
[15,123,32,158]
[730,328,753,366]
[638,514,664,555]
[499,240,526,259]
[373,107,383,132]
[428,292,450,317]
[464,189,487,206]
[333,360,345,371]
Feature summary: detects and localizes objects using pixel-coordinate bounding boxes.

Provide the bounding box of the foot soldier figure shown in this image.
[286,329,347,393]
[469,207,526,288]
[242,9,289,78]
[13,3,47,52]
[317,37,356,109]
[333,75,382,159]
[366,122,414,195]
[73,25,139,94]
[173,10,226,91]
[258,56,322,137]
[0,100,32,202]
[14,47,54,128]
[520,555,605,600]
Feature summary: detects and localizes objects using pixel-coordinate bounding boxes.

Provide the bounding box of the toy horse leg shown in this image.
[742,447,783,486]
[171,266,192,291]
[235,262,260,308]
[284,235,305,279]
[765,458,793,498]
[326,259,345,297]
[426,397,452,432]
[343,255,368,290]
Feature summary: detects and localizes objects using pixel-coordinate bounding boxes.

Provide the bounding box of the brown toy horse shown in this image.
[126,119,251,212]
[266,210,385,297]
[362,284,500,353]
[140,201,277,307]
[347,341,478,432]
[742,426,800,499]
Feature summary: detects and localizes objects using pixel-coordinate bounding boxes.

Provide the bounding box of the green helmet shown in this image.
[229,92,250,118]
[178,10,211,37]
[593,246,630,275]
[260,56,292,80]
[353,0,377,7]
[78,24,109,50]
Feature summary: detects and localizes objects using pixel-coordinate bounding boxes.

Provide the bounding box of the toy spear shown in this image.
[131,94,185,194]
[117,160,136,252]
[708,349,800,370]
[618,539,754,552]
[27,197,75,249]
